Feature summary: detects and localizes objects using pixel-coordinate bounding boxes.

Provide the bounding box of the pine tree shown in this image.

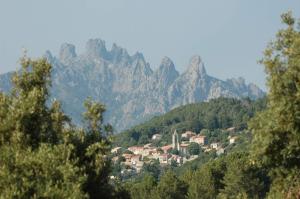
[154,170,187,199]
[128,174,157,199]
[187,160,225,199]
[0,57,86,198]
[218,152,268,199]
[249,12,300,198]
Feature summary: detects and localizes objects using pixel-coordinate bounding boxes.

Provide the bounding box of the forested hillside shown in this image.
[110,97,266,188]
[114,97,266,147]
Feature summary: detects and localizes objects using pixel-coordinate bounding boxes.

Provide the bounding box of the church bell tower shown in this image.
[172,130,180,151]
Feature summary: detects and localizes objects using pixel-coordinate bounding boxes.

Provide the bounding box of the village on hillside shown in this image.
[110,128,240,178]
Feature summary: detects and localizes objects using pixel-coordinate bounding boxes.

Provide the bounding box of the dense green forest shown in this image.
[0,12,299,198]
[124,151,270,199]
[113,97,266,148]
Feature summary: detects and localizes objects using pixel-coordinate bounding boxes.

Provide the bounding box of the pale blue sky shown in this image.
[0,1,300,90]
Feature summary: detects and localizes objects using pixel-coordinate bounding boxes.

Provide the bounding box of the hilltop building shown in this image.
[152,134,162,140]
[211,142,220,149]
[229,136,238,144]
[111,147,122,154]
[179,143,189,155]
[181,131,196,139]
[190,135,207,145]
[161,145,173,153]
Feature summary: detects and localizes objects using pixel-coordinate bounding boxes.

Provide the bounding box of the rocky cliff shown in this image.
[0,39,265,131]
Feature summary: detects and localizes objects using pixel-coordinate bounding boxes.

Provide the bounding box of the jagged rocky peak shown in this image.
[110,43,130,63]
[186,55,207,77]
[248,83,264,96]
[43,50,54,62]
[131,51,145,61]
[59,43,77,64]
[157,57,178,77]
[85,38,108,59]
[228,77,246,85]
[131,52,152,76]
[0,38,265,131]
[234,77,246,85]
[156,56,179,87]
[132,52,146,67]
[159,56,174,69]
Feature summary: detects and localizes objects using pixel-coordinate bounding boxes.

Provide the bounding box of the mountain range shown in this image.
[0,39,265,131]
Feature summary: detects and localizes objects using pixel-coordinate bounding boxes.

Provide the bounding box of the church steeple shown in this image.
[172,130,180,151]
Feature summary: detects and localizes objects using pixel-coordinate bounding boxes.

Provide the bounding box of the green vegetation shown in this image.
[123,152,269,199]
[0,57,117,198]
[114,97,266,148]
[249,11,300,198]
[126,170,187,199]
[187,142,201,155]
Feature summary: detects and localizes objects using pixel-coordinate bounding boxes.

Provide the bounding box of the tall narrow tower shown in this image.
[172,130,176,149]
[172,130,180,151]
[176,131,180,151]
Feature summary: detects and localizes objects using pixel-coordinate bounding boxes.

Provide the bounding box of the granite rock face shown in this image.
[0,39,265,131]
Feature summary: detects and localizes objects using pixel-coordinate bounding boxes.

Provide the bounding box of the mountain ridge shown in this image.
[0,38,265,131]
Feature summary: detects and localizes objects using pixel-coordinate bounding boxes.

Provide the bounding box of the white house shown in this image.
[152,134,162,140]
[229,136,238,144]
[210,142,220,149]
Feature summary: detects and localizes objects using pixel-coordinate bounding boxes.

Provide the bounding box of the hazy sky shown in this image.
[0,1,300,90]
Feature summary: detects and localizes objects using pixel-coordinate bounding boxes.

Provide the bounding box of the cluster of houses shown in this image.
[111,129,239,175]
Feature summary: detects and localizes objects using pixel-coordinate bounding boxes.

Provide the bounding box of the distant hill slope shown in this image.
[0,39,265,131]
[114,97,266,147]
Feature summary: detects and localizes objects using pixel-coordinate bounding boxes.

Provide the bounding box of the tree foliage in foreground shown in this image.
[0,57,115,198]
[126,170,187,199]
[249,12,300,198]
[125,152,268,199]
